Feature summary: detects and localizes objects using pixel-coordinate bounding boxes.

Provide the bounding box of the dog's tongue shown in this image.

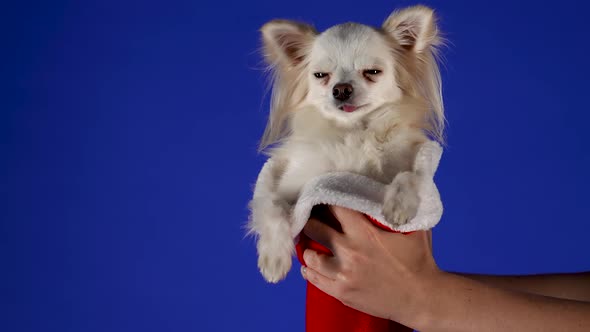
[342,105,357,113]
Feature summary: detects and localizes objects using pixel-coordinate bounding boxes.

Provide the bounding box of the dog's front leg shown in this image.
[382,140,443,226]
[382,170,421,226]
[381,140,427,226]
[248,157,294,283]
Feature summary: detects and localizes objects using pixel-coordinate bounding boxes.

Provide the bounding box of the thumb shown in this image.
[328,205,373,235]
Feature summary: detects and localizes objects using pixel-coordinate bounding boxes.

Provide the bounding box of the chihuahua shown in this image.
[248,5,445,283]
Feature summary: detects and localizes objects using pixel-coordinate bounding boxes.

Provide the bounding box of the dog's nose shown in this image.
[332,83,353,101]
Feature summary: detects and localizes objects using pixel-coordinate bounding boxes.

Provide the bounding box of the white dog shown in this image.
[248,5,445,283]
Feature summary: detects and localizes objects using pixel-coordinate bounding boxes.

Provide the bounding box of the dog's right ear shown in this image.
[382,5,440,53]
[261,20,316,68]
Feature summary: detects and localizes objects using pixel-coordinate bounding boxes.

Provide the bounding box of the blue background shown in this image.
[2,0,590,331]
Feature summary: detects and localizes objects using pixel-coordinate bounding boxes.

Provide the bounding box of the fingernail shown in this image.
[300,266,307,279]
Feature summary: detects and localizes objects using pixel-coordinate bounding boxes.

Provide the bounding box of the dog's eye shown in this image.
[313,72,329,79]
[363,69,382,76]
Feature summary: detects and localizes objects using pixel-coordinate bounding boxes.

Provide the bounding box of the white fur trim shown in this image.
[291,141,443,237]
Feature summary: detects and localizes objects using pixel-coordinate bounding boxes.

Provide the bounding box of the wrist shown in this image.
[389,266,447,330]
[411,269,449,330]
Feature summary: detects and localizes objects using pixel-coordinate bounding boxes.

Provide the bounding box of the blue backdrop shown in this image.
[2,0,590,331]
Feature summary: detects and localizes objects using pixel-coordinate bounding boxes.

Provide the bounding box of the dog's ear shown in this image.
[261,20,316,68]
[382,5,440,53]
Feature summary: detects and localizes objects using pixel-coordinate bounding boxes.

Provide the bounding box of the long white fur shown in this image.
[249,5,445,283]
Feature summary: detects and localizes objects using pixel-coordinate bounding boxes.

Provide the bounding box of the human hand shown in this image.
[301,205,440,326]
[303,206,590,332]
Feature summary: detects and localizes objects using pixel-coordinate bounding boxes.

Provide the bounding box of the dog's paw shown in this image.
[383,172,420,227]
[257,233,294,283]
[254,209,294,283]
[258,246,293,283]
[249,198,294,283]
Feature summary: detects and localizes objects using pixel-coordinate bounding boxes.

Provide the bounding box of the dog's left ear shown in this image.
[382,5,439,53]
[261,20,317,68]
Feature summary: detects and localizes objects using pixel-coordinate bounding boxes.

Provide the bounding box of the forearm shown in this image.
[458,272,590,302]
[411,271,590,332]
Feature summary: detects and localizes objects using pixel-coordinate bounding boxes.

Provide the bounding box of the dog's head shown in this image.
[259,5,444,149]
